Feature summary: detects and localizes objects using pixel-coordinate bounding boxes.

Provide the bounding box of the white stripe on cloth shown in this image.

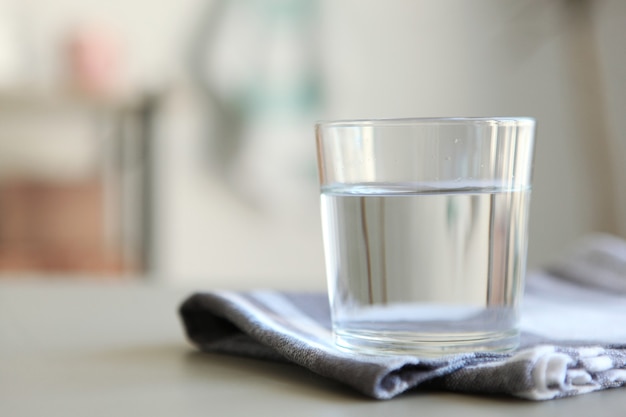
[214,290,341,355]
[249,290,333,342]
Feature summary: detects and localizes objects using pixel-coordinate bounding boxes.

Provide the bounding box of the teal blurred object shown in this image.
[188,0,322,188]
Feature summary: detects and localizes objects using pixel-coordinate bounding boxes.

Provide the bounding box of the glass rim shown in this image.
[315,116,536,128]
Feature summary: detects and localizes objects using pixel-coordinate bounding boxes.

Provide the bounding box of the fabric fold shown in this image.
[179,234,626,400]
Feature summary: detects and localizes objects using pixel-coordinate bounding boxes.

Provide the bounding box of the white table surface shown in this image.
[1,279,625,417]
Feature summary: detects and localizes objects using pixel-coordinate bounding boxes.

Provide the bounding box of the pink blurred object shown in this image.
[66,24,124,97]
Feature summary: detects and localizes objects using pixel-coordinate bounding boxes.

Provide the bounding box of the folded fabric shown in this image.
[179,234,626,400]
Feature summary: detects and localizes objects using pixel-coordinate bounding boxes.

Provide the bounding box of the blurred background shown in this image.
[0,0,624,290]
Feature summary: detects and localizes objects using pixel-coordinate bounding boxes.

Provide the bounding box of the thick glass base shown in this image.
[334,327,519,357]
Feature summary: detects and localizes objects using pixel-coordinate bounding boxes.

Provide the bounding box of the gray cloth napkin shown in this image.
[179,233,626,400]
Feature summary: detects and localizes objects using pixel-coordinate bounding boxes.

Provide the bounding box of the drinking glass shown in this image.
[315,117,536,355]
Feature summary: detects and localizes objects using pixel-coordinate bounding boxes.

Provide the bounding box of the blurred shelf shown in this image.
[0,88,162,277]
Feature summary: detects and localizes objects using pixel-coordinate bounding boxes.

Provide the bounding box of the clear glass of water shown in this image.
[315,117,536,356]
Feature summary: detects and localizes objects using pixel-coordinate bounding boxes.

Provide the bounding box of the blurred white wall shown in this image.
[152,0,626,289]
[1,0,624,289]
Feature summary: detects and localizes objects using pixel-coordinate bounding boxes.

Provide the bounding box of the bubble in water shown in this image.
[454,138,459,144]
